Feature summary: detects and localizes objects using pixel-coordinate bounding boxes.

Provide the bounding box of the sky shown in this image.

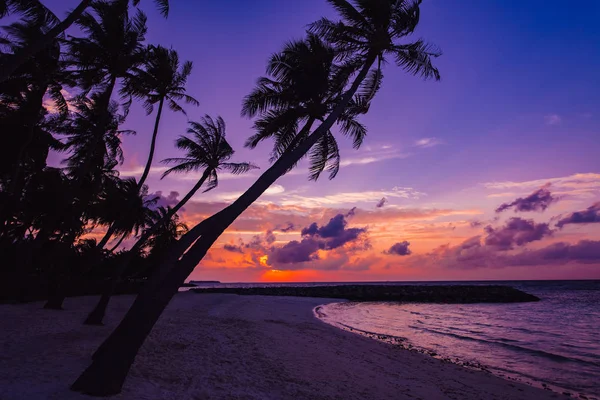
[43,0,600,282]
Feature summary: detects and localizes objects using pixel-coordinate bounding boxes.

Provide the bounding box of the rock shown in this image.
[191,284,540,303]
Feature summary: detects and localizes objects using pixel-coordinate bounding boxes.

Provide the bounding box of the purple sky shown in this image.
[41,0,600,281]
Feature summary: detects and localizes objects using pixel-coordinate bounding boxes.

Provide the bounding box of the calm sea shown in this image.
[191,280,600,397]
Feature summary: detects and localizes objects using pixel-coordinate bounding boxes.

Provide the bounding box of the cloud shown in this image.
[148,191,181,210]
[414,137,443,148]
[168,170,258,182]
[511,240,600,265]
[211,184,285,202]
[300,213,366,250]
[483,173,600,199]
[269,238,322,264]
[281,186,425,207]
[384,241,412,256]
[544,114,561,125]
[223,243,244,253]
[412,236,600,270]
[278,223,295,232]
[470,220,484,228]
[495,184,557,213]
[178,199,483,238]
[119,165,168,178]
[556,202,600,228]
[376,197,387,208]
[484,218,553,250]
[271,212,368,266]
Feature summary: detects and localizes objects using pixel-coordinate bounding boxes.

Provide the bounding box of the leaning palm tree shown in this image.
[124,44,199,189]
[82,115,256,325]
[0,0,169,83]
[73,1,440,394]
[243,33,370,181]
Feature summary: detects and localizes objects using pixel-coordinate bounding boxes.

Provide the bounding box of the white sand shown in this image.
[0,293,565,400]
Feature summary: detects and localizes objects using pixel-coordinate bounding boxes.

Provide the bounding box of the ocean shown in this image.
[191,280,600,397]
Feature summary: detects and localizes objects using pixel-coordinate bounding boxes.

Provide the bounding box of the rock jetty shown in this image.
[191,284,540,303]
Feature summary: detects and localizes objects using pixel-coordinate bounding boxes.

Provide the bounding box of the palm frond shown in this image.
[220,162,259,175]
[392,39,441,80]
[308,131,340,181]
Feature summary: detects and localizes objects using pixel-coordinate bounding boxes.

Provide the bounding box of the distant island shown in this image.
[180,280,221,287]
[191,284,540,303]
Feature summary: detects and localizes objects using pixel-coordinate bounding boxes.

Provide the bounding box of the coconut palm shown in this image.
[144,206,189,261]
[0,17,70,234]
[243,33,370,181]
[40,94,133,309]
[82,115,256,325]
[94,45,198,249]
[124,44,199,189]
[0,0,169,83]
[65,0,147,108]
[73,1,440,394]
[93,178,157,249]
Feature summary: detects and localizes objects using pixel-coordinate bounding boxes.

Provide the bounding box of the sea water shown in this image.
[316,280,600,397]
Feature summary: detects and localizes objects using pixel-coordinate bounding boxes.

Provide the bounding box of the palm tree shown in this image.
[93,45,199,249]
[50,0,147,256]
[0,17,70,234]
[124,44,199,189]
[93,177,157,249]
[0,0,169,83]
[243,33,370,181]
[41,94,133,309]
[65,0,147,110]
[73,1,440,394]
[82,116,256,325]
[143,206,188,265]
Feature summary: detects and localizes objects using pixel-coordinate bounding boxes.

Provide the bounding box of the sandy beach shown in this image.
[0,293,564,400]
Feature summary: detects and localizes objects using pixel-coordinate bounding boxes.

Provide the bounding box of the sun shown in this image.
[259,255,269,267]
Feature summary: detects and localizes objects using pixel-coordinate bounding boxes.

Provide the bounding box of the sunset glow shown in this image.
[41,0,600,283]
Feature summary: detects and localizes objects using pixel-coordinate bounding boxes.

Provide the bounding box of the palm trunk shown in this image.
[137,97,164,190]
[43,77,117,311]
[72,54,378,396]
[0,87,47,236]
[82,169,211,326]
[108,233,128,253]
[0,0,92,83]
[95,97,164,251]
[96,224,119,250]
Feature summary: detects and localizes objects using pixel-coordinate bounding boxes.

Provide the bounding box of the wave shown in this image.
[410,325,600,367]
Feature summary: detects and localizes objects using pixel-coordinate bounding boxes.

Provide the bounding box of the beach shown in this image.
[0,293,564,400]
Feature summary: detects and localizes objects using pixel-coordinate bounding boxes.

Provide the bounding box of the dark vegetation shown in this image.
[1,0,449,395]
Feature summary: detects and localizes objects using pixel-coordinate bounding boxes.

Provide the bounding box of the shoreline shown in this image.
[1,293,566,399]
[314,302,586,399]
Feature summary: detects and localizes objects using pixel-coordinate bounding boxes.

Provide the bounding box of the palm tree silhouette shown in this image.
[144,206,188,263]
[66,0,147,108]
[124,44,199,189]
[94,45,199,248]
[74,1,441,394]
[243,33,369,181]
[0,0,169,83]
[82,116,256,325]
[0,17,70,235]
[41,94,133,309]
[93,177,157,250]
